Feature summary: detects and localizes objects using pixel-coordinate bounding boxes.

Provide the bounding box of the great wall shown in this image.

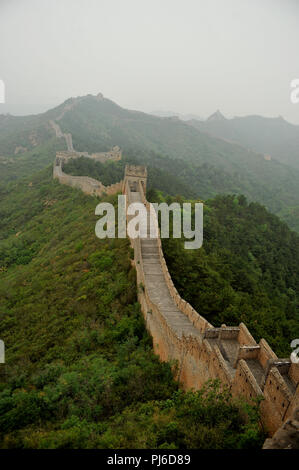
[51,119,299,448]
[51,119,123,197]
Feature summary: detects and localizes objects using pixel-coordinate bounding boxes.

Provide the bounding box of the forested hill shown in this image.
[189,114,299,170]
[156,191,299,357]
[0,93,299,232]
[0,162,297,447]
[0,167,264,449]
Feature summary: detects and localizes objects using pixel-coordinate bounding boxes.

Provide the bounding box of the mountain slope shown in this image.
[47,95,299,231]
[0,167,263,449]
[189,114,299,170]
[1,94,299,231]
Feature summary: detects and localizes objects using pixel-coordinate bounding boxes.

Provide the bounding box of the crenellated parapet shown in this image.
[91,146,122,163]
[53,149,123,197]
[124,165,147,193]
[56,145,122,165]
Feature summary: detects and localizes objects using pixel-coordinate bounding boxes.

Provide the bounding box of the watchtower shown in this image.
[123,165,147,194]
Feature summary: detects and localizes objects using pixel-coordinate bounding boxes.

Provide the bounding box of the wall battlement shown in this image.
[125,165,147,177]
[124,165,147,193]
[53,147,123,197]
[91,146,122,163]
[52,120,123,197]
[50,117,122,163]
[56,145,122,165]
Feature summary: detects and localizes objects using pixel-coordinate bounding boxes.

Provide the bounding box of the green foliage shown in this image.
[192,114,299,171]
[1,94,298,231]
[160,193,299,356]
[0,169,263,449]
[63,157,124,187]
[57,95,299,231]
[71,381,264,449]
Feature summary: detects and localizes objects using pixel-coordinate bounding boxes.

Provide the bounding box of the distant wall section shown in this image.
[53,147,123,197]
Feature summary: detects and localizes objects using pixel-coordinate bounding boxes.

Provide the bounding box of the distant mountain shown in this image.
[0,93,299,231]
[189,113,299,170]
[206,110,227,122]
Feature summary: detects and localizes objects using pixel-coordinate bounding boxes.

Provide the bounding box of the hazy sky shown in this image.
[0,0,299,123]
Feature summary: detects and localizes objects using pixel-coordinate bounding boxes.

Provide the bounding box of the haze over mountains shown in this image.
[1,0,299,451]
[0,93,299,232]
[189,111,299,171]
[0,92,299,449]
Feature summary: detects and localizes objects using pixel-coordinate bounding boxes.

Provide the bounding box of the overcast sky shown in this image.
[0,0,299,123]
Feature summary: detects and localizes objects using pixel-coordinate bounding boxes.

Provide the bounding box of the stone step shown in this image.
[160,308,183,315]
[145,280,171,293]
[143,265,164,275]
[142,254,160,260]
[142,247,159,253]
[142,258,159,264]
[141,239,158,246]
[164,316,195,328]
[151,299,177,310]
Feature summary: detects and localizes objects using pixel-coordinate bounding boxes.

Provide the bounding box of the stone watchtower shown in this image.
[123,165,147,194]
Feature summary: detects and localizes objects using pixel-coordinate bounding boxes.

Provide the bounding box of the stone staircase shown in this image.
[128,189,202,340]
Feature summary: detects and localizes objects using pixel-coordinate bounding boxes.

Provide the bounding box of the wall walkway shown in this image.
[51,121,123,197]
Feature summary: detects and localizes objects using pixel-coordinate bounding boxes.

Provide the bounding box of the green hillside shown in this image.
[0,168,263,449]
[0,161,297,447]
[190,114,299,170]
[55,95,299,233]
[1,94,299,231]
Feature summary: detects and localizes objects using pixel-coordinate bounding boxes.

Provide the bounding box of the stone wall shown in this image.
[50,116,121,163]
[53,152,123,197]
[122,169,299,441]
[52,126,123,197]
[91,146,122,163]
[49,120,74,151]
[53,160,299,446]
[56,145,122,165]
